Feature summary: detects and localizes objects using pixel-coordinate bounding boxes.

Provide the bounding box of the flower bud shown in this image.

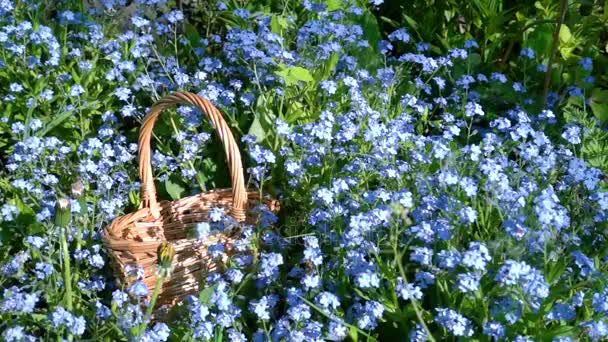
[71,178,84,198]
[157,242,175,278]
[54,198,71,228]
[390,202,412,226]
[72,178,88,215]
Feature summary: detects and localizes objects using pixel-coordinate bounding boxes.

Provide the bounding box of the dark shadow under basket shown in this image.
[102,92,280,306]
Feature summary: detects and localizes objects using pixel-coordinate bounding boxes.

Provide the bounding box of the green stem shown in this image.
[542,0,568,108]
[298,296,378,342]
[173,26,180,71]
[60,226,73,311]
[140,275,164,335]
[393,236,436,341]
[60,226,74,342]
[500,19,556,65]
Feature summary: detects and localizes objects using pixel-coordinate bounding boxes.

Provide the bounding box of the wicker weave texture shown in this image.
[102,92,279,306]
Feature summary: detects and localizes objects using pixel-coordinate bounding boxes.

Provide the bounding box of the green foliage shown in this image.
[374,0,608,91]
[563,100,608,172]
[275,65,314,86]
[371,0,608,176]
[1,0,608,340]
[589,88,608,124]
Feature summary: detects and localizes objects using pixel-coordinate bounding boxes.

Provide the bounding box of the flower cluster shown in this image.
[0,0,606,340]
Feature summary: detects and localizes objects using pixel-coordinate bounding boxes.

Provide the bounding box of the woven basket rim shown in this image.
[138,91,248,221]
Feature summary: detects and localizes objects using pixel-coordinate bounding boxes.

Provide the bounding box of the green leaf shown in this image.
[285,101,306,124]
[547,325,576,338]
[355,9,382,58]
[37,101,100,137]
[164,176,186,200]
[185,23,203,48]
[13,197,36,227]
[288,66,314,82]
[195,172,209,192]
[247,115,266,141]
[402,14,419,31]
[275,66,313,86]
[590,88,608,123]
[443,9,455,22]
[71,71,81,84]
[348,326,359,342]
[378,15,400,28]
[467,53,482,69]
[214,326,224,342]
[270,15,288,34]
[325,0,344,11]
[559,25,572,44]
[559,46,575,60]
[199,283,218,305]
[129,190,141,207]
[525,23,553,58]
[546,262,566,284]
[31,314,47,322]
[534,2,546,11]
[270,16,281,33]
[318,52,340,81]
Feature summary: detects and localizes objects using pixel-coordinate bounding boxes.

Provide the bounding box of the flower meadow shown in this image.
[1,0,608,341]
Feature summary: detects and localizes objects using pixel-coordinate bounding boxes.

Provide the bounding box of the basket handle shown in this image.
[138,91,247,221]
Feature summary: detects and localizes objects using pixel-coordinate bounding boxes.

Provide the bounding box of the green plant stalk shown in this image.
[393,236,436,342]
[60,226,73,311]
[259,177,265,207]
[73,222,83,286]
[150,45,176,85]
[173,26,180,70]
[499,19,556,64]
[60,226,74,342]
[542,0,568,108]
[78,102,86,139]
[139,275,164,334]
[298,295,378,342]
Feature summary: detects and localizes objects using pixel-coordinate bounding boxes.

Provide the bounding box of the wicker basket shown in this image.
[102,91,279,306]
